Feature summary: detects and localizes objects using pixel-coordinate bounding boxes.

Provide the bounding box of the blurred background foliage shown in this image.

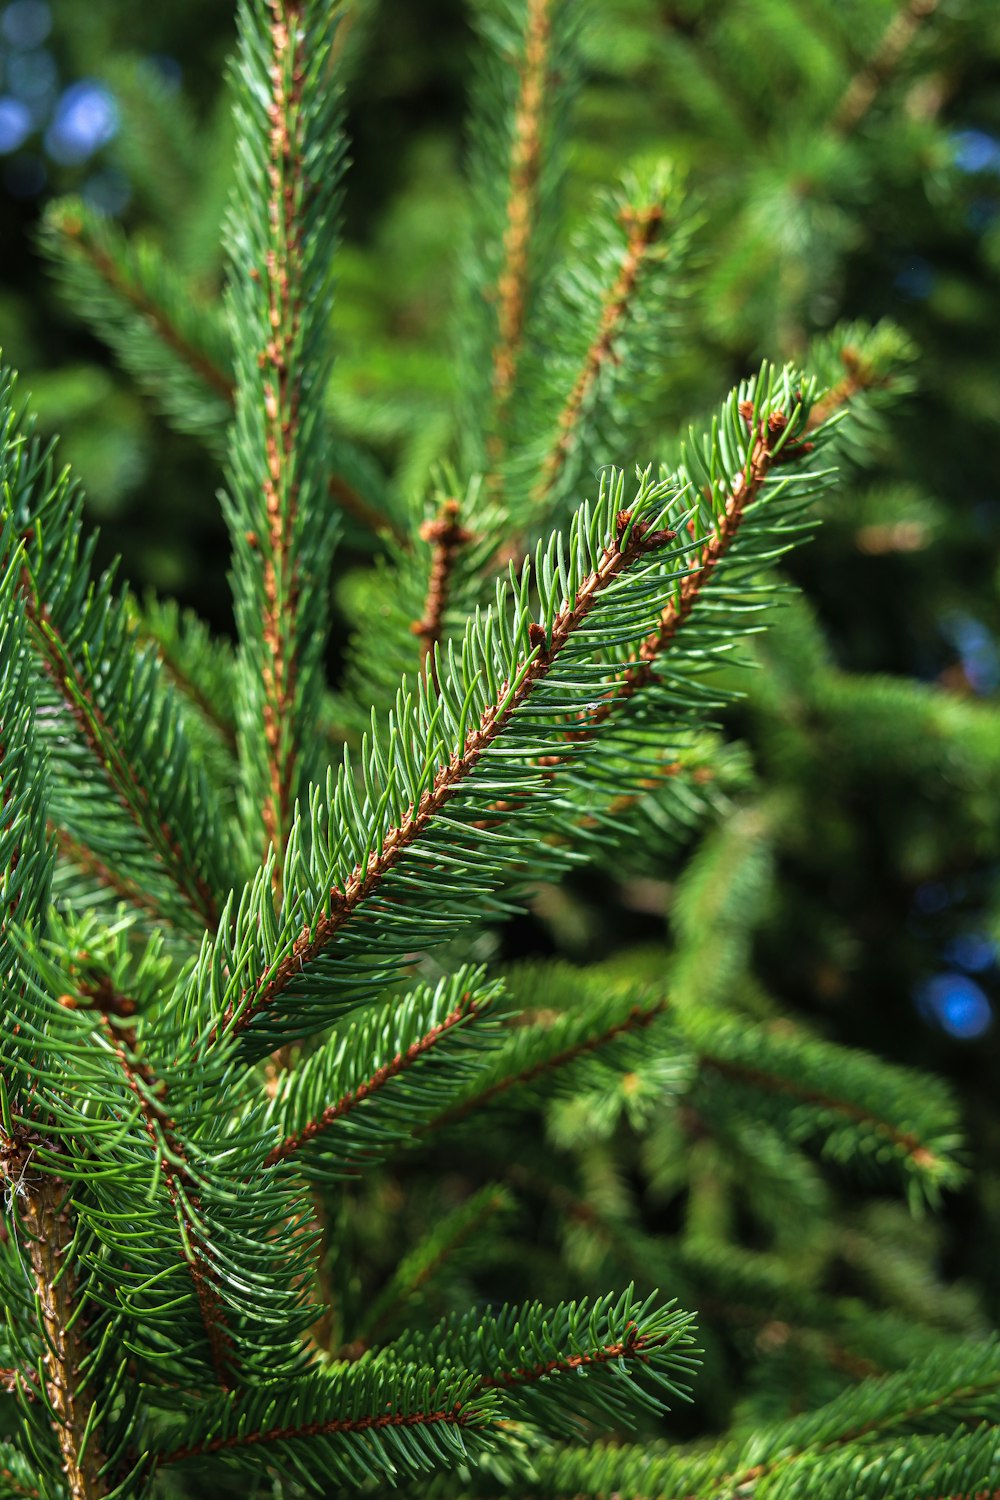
[2,0,1000,1435]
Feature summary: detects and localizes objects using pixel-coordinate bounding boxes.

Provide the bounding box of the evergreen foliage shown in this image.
[1,1,998,1498]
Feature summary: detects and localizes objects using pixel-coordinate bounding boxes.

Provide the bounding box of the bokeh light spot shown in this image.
[0,0,50,49]
[0,94,31,152]
[916,973,993,1039]
[45,79,117,165]
[7,47,57,103]
[951,129,1000,175]
[914,881,951,915]
[943,933,997,975]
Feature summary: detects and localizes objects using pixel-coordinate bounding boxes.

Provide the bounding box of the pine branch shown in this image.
[41,201,402,541]
[351,1184,514,1350]
[40,201,234,452]
[201,470,681,1054]
[261,968,505,1173]
[49,825,180,930]
[1,370,233,934]
[0,1135,108,1500]
[75,978,236,1389]
[534,200,664,506]
[400,1286,699,1434]
[490,0,553,429]
[225,0,347,868]
[832,0,940,137]
[428,993,669,1131]
[152,1363,501,1491]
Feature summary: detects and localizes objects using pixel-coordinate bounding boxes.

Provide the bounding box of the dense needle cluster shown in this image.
[1,2,997,1498]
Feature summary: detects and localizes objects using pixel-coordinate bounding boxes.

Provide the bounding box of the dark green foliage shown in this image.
[1,1,998,1497]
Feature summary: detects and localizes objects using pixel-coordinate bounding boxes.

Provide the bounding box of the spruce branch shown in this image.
[261,968,505,1173]
[699,1054,945,1180]
[459,0,579,483]
[152,1363,501,1490]
[0,1133,108,1500]
[25,598,219,931]
[428,993,669,1131]
[400,1287,699,1434]
[832,0,940,137]
[184,362,872,1061]
[711,1340,1000,1497]
[200,467,682,1055]
[1,370,232,934]
[134,597,239,758]
[533,199,665,507]
[41,202,401,541]
[0,1456,40,1500]
[490,0,552,431]
[40,201,234,451]
[351,1183,514,1351]
[590,400,811,721]
[225,0,347,868]
[0,544,50,944]
[499,165,695,543]
[49,825,178,930]
[77,979,236,1390]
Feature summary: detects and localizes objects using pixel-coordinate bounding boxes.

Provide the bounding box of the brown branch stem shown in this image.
[253,0,309,868]
[477,1326,666,1391]
[490,0,551,433]
[0,1133,108,1499]
[160,1403,477,1466]
[411,499,474,688]
[832,0,939,137]
[805,345,890,431]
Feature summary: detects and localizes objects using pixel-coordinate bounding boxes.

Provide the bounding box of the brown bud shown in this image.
[528,622,548,656]
[639,526,678,551]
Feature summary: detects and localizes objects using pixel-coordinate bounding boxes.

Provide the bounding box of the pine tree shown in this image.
[2,2,999,1498]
